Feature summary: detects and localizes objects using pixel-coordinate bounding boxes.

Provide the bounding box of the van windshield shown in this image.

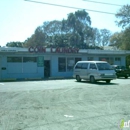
[97,63,113,70]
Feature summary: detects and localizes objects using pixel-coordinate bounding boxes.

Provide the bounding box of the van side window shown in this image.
[75,63,82,69]
[81,63,88,69]
[89,63,97,69]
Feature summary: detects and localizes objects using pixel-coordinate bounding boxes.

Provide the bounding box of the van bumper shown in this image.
[95,75,117,80]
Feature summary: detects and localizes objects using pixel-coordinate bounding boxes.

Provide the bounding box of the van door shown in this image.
[74,63,82,77]
[88,63,98,79]
[80,63,88,79]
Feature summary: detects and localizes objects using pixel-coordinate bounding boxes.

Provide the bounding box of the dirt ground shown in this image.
[0,79,130,130]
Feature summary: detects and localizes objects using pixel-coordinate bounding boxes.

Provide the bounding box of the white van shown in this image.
[73,61,116,83]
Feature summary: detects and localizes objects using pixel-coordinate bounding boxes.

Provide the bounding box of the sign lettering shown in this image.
[28,46,79,53]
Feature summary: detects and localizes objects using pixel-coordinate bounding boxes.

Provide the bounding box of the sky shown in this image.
[0,0,130,47]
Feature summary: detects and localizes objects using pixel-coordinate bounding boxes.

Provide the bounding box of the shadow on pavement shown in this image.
[75,80,119,85]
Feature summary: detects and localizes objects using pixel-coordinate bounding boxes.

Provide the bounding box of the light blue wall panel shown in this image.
[0,56,44,80]
[23,63,37,73]
[7,63,22,73]
[0,52,128,80]
[51,55,58,77]
[121,56,126,66]
[1,56,7,79]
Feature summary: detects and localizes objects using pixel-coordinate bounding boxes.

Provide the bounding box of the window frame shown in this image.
[89,63,97,70]
[23,57,37,63]
[81,63,88,69]
[75,63,82,69]
[7,57,22,63]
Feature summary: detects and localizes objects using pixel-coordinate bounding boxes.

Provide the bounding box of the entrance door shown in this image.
[44,60,50,78]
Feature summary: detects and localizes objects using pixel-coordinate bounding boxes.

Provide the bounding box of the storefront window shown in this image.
[58,57,81,72]
[109,57,114,65]
[99,57,109,62]
[88,57,93,61]
[99,57,114,65]
[23,57,36,62]
[7,57,22,62]
[115,57,121,61]
[58,58,66,72]
[67,58,75,71]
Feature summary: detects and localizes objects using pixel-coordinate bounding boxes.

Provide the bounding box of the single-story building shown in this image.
[0,46,130,81]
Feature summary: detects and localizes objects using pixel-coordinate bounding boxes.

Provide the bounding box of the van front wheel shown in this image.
[90,76,95,83]
[125,76,128,79]
[76,75,81,82]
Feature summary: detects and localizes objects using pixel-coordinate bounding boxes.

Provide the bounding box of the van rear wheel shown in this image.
[90,76,95,83]
[76,75,81,82]
[125,76,128,79]
[106,80,111,83]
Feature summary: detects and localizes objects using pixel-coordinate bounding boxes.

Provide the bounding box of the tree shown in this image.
[121,27,130,50]
[87,28,101,47]
[52,34,68,47]
[40,20,64,45]
[24,26,46,47]
[116,4,130,28]
[61,10,92,48]
[23,10,98,49]
[115,4,130,49]
[42,20,62,36]
[110,27,130,67]
[99,29,111,46]
[114,4,130,50]
[110,32,123,49]
[23,10,108,49]
[61,19,70,34]
[6,41,24,47]
[110,27,130,50]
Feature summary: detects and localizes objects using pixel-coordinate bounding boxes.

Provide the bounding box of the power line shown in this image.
[24,0,116,15]
[83,0,123,7]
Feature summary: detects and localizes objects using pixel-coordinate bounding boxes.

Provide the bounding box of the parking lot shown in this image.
[0,78,130,130]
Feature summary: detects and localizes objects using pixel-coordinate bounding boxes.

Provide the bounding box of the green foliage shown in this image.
[89,28,111,47]
[6,10,110,49]
[99,29,111,46]
[110,27,130,67]
[116,4,130,28]
[24,26,46,47]
[121,27,130,50]
[6,41,24,47]
[113,4,130,51]
[110,27,130,50]
[60,10,94,48]
[42,20,62,36]
[110,32,123,48]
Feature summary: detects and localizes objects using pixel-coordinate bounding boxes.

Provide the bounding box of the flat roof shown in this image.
[0,47,130,55]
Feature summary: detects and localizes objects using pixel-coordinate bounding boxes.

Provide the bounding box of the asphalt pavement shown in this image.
[0,78,130,130]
